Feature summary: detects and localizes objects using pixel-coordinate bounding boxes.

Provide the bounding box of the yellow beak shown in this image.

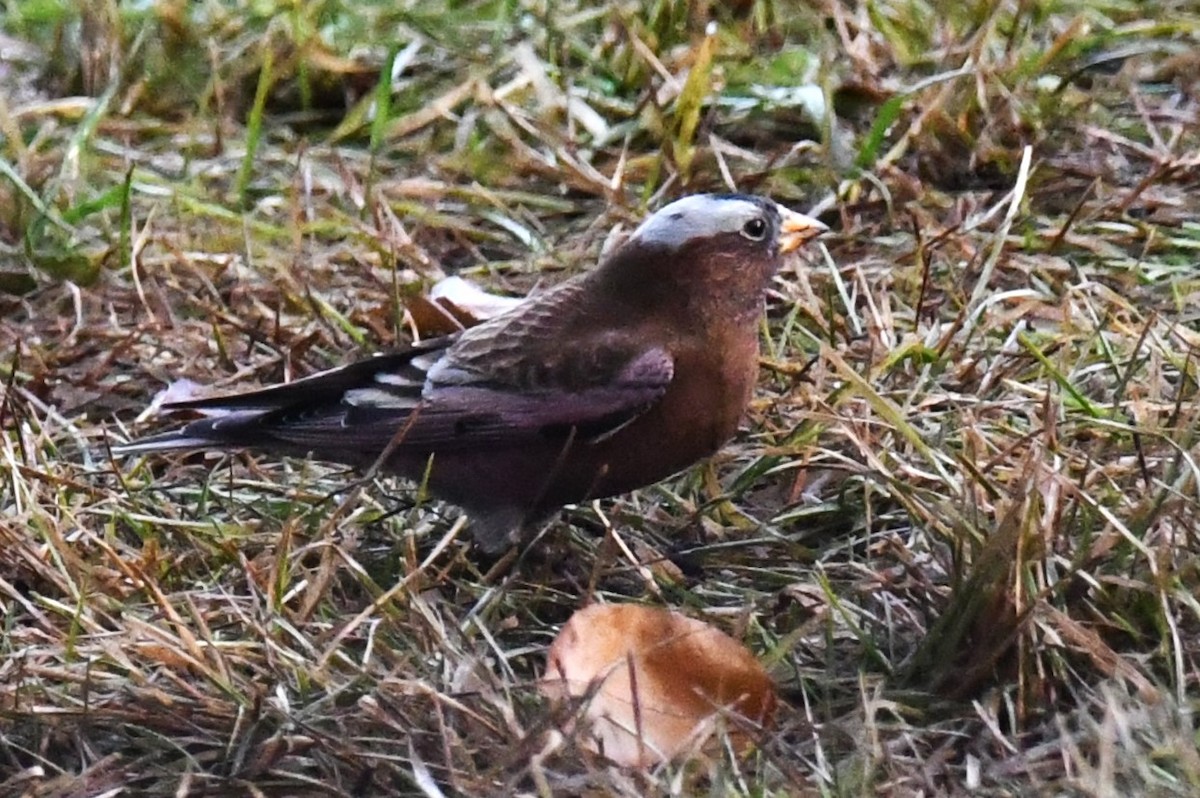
[778,207,829,254]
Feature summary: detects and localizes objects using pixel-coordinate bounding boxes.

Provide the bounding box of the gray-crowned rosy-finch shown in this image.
[115,194,827,552]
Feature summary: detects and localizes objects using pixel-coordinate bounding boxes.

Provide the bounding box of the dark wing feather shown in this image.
[249,345,674,452]
[342,346,672,448]
[117,277,676,457]
[111,339,449,455]
[161,337,451,412]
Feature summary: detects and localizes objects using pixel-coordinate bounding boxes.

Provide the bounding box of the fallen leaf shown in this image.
[542,604,775,767]
[405,275,524,337]
[135,378,209,423]
[429,275,523,319]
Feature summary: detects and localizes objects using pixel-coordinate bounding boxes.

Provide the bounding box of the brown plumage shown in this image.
[115,194,827,552]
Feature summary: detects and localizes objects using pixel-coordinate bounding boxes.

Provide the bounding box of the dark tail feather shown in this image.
[111,431,220,456]
[111,412,269,456]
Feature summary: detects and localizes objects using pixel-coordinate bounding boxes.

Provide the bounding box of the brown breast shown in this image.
[552,326,761,503]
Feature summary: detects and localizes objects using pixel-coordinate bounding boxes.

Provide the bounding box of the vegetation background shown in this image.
[1,0,1198,794]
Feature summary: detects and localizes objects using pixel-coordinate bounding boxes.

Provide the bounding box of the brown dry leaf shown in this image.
[405,276,524,337]
[542,604,776,768]
[404,292,472,337]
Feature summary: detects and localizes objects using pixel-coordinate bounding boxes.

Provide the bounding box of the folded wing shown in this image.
[115,333,674,457]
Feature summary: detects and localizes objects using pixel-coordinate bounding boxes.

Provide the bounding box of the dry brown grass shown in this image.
[2,1,1199,795]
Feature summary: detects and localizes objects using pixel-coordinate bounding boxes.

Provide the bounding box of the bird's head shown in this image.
[594,193,828,316]
[630,193,827,259]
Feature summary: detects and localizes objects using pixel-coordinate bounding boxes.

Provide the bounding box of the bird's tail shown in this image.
[111,432,220,456]
[111,412,268,457]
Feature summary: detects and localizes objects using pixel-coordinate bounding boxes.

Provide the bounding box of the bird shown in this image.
[114,194,828,553]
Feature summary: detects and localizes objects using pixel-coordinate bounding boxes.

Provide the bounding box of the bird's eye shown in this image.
[741,217,768,241]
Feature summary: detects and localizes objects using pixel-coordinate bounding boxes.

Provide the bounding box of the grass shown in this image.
[2,0,1199,794]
